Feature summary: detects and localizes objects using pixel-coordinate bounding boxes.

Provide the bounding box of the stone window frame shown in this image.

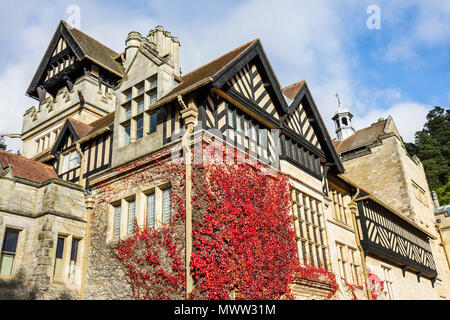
[59,148,81,175]
[51,233,84,288]
[108,182,172,242]
[335,241,362,286]
[381,264,395,300]
[0,226,24,279]
[291,188,329,269]
[329,187,353,228]
[119,74,158,147]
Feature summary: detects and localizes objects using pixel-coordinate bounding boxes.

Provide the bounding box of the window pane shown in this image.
[150,79,157,89]
[147,193,156,228]
[150,113,158,134]
[2,230,19,253]
[136,117,144,139]
[236,115,241,132]
[227,108,235,128]
[250,122,257,141]
[62,153,69,172]
[0,253,15,276]
[163,188,172,223]
[137,99,144,114]
[114,205,121,238]
[124,125,130,146]
[128,200,136,234]
[243,119,249,136]
[150,93,157,105]
[125,105,131,120]
[56,237,65,259]
[70,239,79,262]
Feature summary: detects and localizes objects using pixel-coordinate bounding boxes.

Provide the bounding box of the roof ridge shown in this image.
[62,20,120,57]
[180,38,259,80]
[0,150,55,169]
[283,80,306,90]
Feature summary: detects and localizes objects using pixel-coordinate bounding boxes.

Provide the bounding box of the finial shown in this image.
[335,93,341,110]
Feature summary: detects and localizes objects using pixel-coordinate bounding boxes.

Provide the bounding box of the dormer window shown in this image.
[61,150,81,173]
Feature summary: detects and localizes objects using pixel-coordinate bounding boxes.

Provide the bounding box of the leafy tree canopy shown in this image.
[0,137,6,151]
[405,106,449,205]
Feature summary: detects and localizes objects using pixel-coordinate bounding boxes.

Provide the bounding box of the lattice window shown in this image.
[382,266,394,299]
[113,204,121,238]
[330,188,352,226]
[162,188,172,224]
[128,200,136,234]
[147,193,156,228]
[291,189,328,269]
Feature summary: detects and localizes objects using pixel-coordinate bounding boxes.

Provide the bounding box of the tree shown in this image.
[406,106,450,205]
[0,137,6,151]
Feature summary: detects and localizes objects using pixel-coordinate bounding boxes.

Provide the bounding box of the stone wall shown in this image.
[0,176,86,299]
[85,152,185,299]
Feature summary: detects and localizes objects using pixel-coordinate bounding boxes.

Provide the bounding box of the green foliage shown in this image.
[407,106,450,205]
[0,137,6,151]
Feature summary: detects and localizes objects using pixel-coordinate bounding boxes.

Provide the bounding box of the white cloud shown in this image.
[0,1,436,153]
[382,0,450,62]
[354,101,429,142]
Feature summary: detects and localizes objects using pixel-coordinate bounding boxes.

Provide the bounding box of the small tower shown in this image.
[332,94,355,141]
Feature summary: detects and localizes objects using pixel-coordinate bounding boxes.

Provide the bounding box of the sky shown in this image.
[0,0,449,153]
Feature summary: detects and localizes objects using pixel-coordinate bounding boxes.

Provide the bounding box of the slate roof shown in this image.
[63,21,124,77]
[156,39,259,104]
[0,150,57,183]
[333,119,386,154]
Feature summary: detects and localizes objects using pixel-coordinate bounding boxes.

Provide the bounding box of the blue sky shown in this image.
[0,0,449,153]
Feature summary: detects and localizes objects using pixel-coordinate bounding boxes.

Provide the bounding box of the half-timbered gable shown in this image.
[27,20,123,101]
[50,114,114,186]
[225,62,280,120]
[354,189,438,280]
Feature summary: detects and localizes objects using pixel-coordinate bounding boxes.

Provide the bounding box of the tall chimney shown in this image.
[148,26,181,76]
[125,31,142,70]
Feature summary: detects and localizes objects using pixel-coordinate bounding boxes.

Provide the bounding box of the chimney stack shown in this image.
[148,26,181,77]
[125,31,142,70]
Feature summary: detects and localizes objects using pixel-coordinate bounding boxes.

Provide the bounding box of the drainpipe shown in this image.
[349,188,372,300]
[178,95,198,299]
[80,193,95,300]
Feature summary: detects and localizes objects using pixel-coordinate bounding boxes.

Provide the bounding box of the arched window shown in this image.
[342,117,348,126]
[336,120,341,129]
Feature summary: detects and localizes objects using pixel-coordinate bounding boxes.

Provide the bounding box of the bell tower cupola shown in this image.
[332,93,355,141]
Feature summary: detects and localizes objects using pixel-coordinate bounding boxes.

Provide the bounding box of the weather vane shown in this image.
[335,93,341,110]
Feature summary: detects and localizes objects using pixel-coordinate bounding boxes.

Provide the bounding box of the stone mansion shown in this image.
[0,20,449,299]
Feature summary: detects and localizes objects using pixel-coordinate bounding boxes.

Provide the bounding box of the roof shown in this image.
[282,81,305,100]
[0,150,57,183]
[333,119,386,154]
[84,112,115,137]
[157,39,258,103]
[68,118,94,139]
[63,21,124,77]
[337,173,437,240]
[27,21,124,99]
